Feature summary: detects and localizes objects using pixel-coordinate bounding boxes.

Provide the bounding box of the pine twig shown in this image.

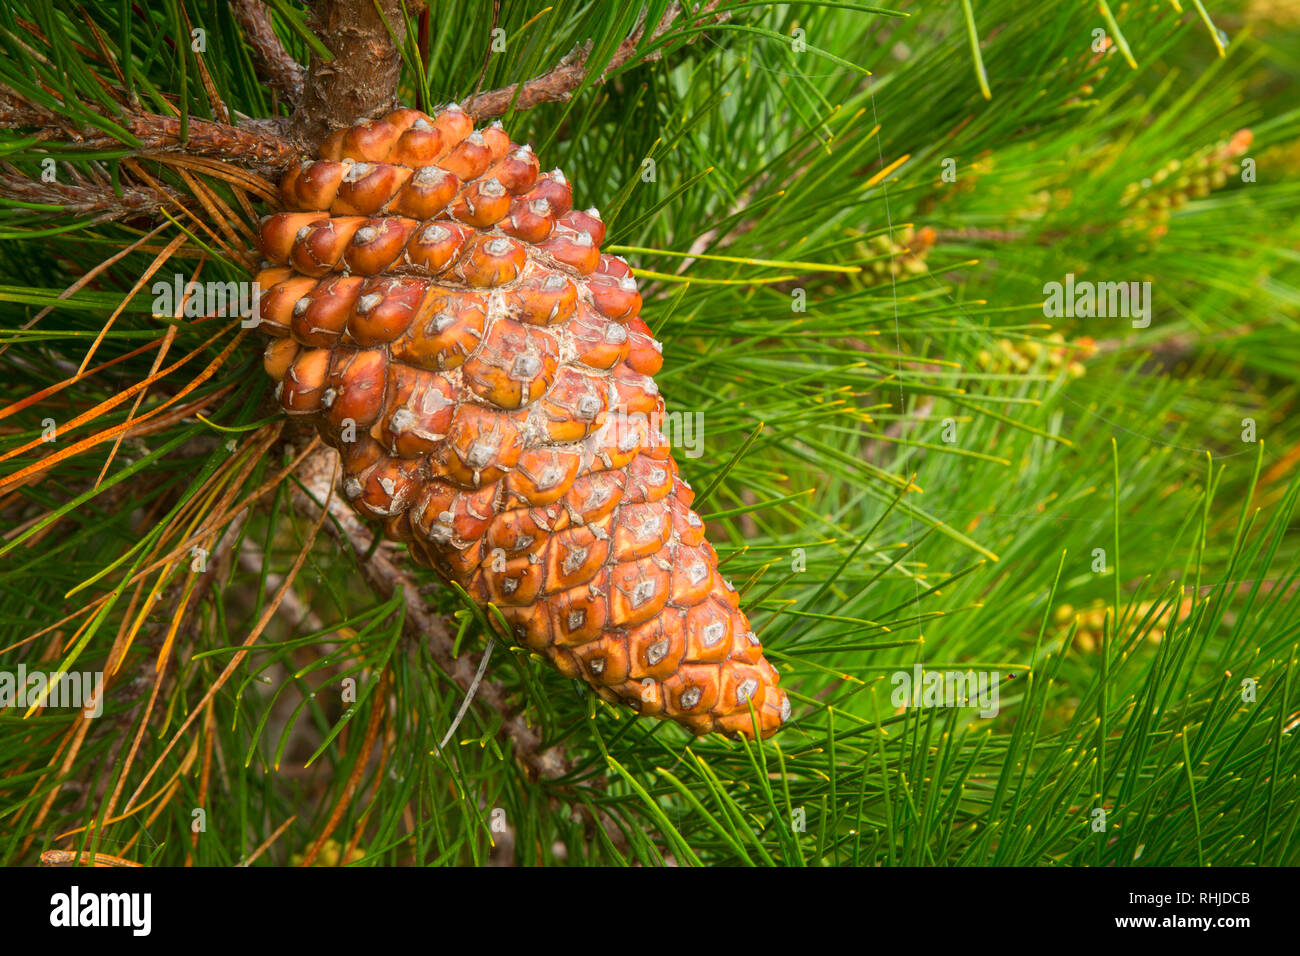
[231,0,306,108]
[290,0,408,147]
[462,1,722,120]
[0,167,185,223]
[0,88,300,171]
[289,444,570,782]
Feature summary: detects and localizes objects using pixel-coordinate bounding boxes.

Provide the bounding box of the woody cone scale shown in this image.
[255,105,789,738]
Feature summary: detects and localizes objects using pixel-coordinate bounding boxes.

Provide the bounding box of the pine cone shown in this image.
[254,105,789,738]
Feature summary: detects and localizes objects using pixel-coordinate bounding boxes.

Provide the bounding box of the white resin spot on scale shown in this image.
[561,546,588,576]
[532,466,561,491]
[343,162,374,182]
[465,439,497,469]
[422,223,450,243]
[420,387,453,415]
[736,679,758,705]
[631,579,656,608]
[510,354,542,380]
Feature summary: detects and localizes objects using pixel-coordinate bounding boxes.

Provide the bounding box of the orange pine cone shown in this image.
[254,105,789,738]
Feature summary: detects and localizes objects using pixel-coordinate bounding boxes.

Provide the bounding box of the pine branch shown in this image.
[289,443,570,782]
[290,0,409,146]
[463,1,720,120]
[231,0,306,108]
[0,87,300,170]
[0,165,185,223]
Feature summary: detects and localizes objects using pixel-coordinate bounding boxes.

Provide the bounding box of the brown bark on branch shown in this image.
[0,89,300,171]
[460,0,733,120]
[231,0,306,107]
[290,443,569,782]
[0,0,726,187]
[463,3,691,121]
[0,168,186,222]
[291,0,409,147]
